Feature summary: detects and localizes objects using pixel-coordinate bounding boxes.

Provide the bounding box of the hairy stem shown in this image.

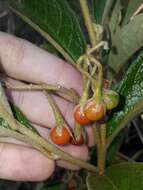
[3,81,79,104]
[79,0,97,47]
[90,57,103,100]
[0,128,58,160]
[0,103,98,172]
[93,123,106,175]
[99,124,107,175]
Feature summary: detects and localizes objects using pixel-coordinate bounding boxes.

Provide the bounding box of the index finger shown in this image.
[0,32,82,94]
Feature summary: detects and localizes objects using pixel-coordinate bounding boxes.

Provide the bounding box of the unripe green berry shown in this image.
[103,89,119,110]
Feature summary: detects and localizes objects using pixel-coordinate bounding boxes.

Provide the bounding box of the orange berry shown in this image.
[84,100,106,121]
[73,105,90,125]
[50,126,71,145]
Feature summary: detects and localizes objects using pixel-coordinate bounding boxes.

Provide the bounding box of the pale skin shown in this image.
[0,32,94,181]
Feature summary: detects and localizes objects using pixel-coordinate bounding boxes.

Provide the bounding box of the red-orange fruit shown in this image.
[50,126,71,145]
[84,100,106,121]
[73,105,90,125]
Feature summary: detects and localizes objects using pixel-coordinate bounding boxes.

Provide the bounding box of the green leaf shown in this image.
[108,13,143,72]
[107,55,143,141]
[109,0,122,37]
[92,0,106,24]
[122,0,143,25]
[11,104,40,135]
[87,163,143,190]
[87,171,117,190]
[9,0,86,64]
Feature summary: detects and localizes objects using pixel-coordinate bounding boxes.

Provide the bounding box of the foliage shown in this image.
[0,0,142,189]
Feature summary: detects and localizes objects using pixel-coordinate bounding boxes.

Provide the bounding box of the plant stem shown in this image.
[93,123,106,175]
[0,103,98,172]
[3,81,79,104]
[131,149,143,160]
[100,124,106,148]
[80,60,97,108]
[74,122,82,140]
[0,127,58,160]
[99,124,107,175]
[90,57,103,100]
[20,125,98,172]
[79,0,97,47]
[43,91,64,125]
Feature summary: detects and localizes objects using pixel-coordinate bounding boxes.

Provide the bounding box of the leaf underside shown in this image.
[122,0,143,25]
[108,14,143,72]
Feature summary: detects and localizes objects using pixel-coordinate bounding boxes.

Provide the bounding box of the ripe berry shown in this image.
[50,126,71,145]
[84,100,106,121]
[73,105,90,125]
[103,89,119,110]
[70,134,84,145]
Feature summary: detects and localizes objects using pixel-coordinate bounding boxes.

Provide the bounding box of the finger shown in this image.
[56,145,89,170]
[0,32,82,94]
[6,78,75,128]
[0,124,88,173]
[6,78,94,146]
[0,142,55,181]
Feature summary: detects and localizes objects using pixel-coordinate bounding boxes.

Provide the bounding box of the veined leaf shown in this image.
[122,0,143,25]
[11,104,40,135]
[108,13,143,72]
[107,55,143,142]
[9,0,86,64]
[87,163,143,190]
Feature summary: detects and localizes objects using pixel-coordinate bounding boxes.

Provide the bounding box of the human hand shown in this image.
[0,32,94,181]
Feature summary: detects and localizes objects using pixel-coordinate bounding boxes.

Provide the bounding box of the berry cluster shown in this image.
[74,88,119,125]
[49,79,119,146]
